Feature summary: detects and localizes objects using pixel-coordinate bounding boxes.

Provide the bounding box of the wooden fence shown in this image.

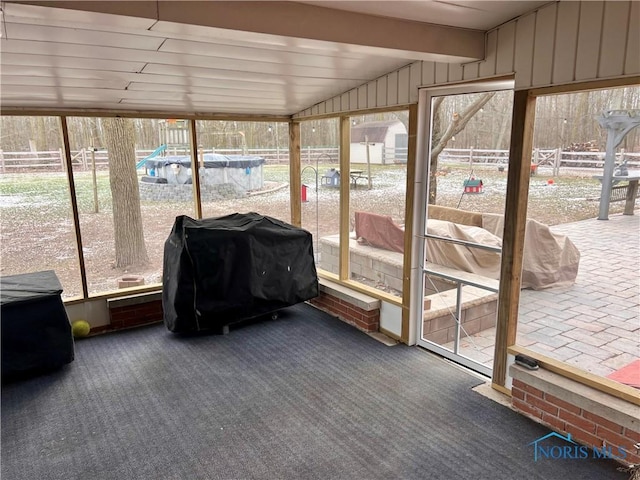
[1,147,638,174]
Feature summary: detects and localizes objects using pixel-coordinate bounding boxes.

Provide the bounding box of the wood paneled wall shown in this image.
[294,1,639,119]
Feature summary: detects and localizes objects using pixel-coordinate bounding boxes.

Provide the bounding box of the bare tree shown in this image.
[102,117,149,268]
[429,92,496,203]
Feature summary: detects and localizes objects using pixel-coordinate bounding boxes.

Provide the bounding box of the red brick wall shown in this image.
[99,300,163,333]
[512,378,640,465]
[309,293,379,333]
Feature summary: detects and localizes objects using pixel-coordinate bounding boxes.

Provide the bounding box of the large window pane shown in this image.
[0,116,83,298]
[300,119,340,272]
[67,117,195,295]
[197,121,290,223]
[348,111,409,297]
[517,86,640,384]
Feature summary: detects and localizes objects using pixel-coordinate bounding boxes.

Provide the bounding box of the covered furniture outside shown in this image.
[162,212,318,333]
[1,270,74,378]
[354,211,404,253]
[481,213,580,290]
[354,207,580,290]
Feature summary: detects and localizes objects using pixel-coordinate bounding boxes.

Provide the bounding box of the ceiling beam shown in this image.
[14,1,486,62]
[0,106,292,122]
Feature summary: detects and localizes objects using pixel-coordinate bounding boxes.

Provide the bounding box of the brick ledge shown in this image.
[318,278,380,311]
[510,364,638,430]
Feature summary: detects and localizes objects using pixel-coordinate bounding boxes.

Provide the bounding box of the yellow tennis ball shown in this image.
[72,320,91,338]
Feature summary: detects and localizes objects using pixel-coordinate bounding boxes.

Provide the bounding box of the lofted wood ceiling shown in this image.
[0,1,548,118]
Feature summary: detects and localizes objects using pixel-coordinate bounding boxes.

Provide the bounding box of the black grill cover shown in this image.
[162,212,318,333]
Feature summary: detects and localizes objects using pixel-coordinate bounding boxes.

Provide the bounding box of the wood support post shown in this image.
[60,116,89,299]
[339,116,351,280]
[401,104,418,343]
[188,119,202,219]
[289,121,302,227]
[493,90,536,388]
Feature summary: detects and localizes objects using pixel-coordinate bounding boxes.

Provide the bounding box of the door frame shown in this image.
[409,79,515,377]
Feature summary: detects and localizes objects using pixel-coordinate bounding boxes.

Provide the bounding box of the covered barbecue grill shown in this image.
[162,212,318,333]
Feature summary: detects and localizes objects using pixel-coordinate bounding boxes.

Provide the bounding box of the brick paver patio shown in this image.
[450,212,640,380]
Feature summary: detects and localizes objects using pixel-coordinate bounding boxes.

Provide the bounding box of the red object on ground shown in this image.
[547,179,554,185]
[607,359,640,389]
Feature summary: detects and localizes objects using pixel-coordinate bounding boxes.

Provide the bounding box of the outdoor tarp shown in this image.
[1,270,74,378]
[425,217,580,290]
[354,211,404,253]
[162,212,318,333]
[426,219,503,279]
[482,214,580,290]
[353,209,580,290]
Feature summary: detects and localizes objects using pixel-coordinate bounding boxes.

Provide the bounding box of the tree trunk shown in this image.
[429,97,445,204]
[103,117,149,268]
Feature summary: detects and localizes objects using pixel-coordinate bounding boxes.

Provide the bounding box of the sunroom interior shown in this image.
[1,0,639,477]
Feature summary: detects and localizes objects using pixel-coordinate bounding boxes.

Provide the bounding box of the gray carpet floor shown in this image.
[1,303,625,480]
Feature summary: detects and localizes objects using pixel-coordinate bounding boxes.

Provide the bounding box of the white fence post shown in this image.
[59,148,65,172]
[0,149,4,173]
[469,147,474,168]
[554,148,562,176]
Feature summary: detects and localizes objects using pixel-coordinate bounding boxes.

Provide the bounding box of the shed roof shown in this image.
[351,120,405,144]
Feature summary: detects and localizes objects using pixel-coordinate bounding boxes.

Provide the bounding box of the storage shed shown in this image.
[350,120,408,165]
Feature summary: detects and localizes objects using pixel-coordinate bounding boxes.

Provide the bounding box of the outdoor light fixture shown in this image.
[312,127,316,133]
[352,119,356,126]
[268,125,272,133]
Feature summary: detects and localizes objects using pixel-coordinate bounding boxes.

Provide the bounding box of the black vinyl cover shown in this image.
[146,154,265,170]
[0,269,63,305]
[1,270,75,378]
[162,212,318,333]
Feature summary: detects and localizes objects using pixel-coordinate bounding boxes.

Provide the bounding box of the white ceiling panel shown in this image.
[4,23,165,51]
[117,99,295,114]
[1,76,131,90]
[125,82,318,99]
[0,1,547,116]
[1,85,126,100]
[126,77,333,94]
[151,22,376,60]
[158,38,376,68]
[0,52,146,73]
[2,39,397,81]
[1,84,291,106]
[150,20,363,56]
[0,65,136,81]
[122,90,288,106]
[139,63,368,88]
